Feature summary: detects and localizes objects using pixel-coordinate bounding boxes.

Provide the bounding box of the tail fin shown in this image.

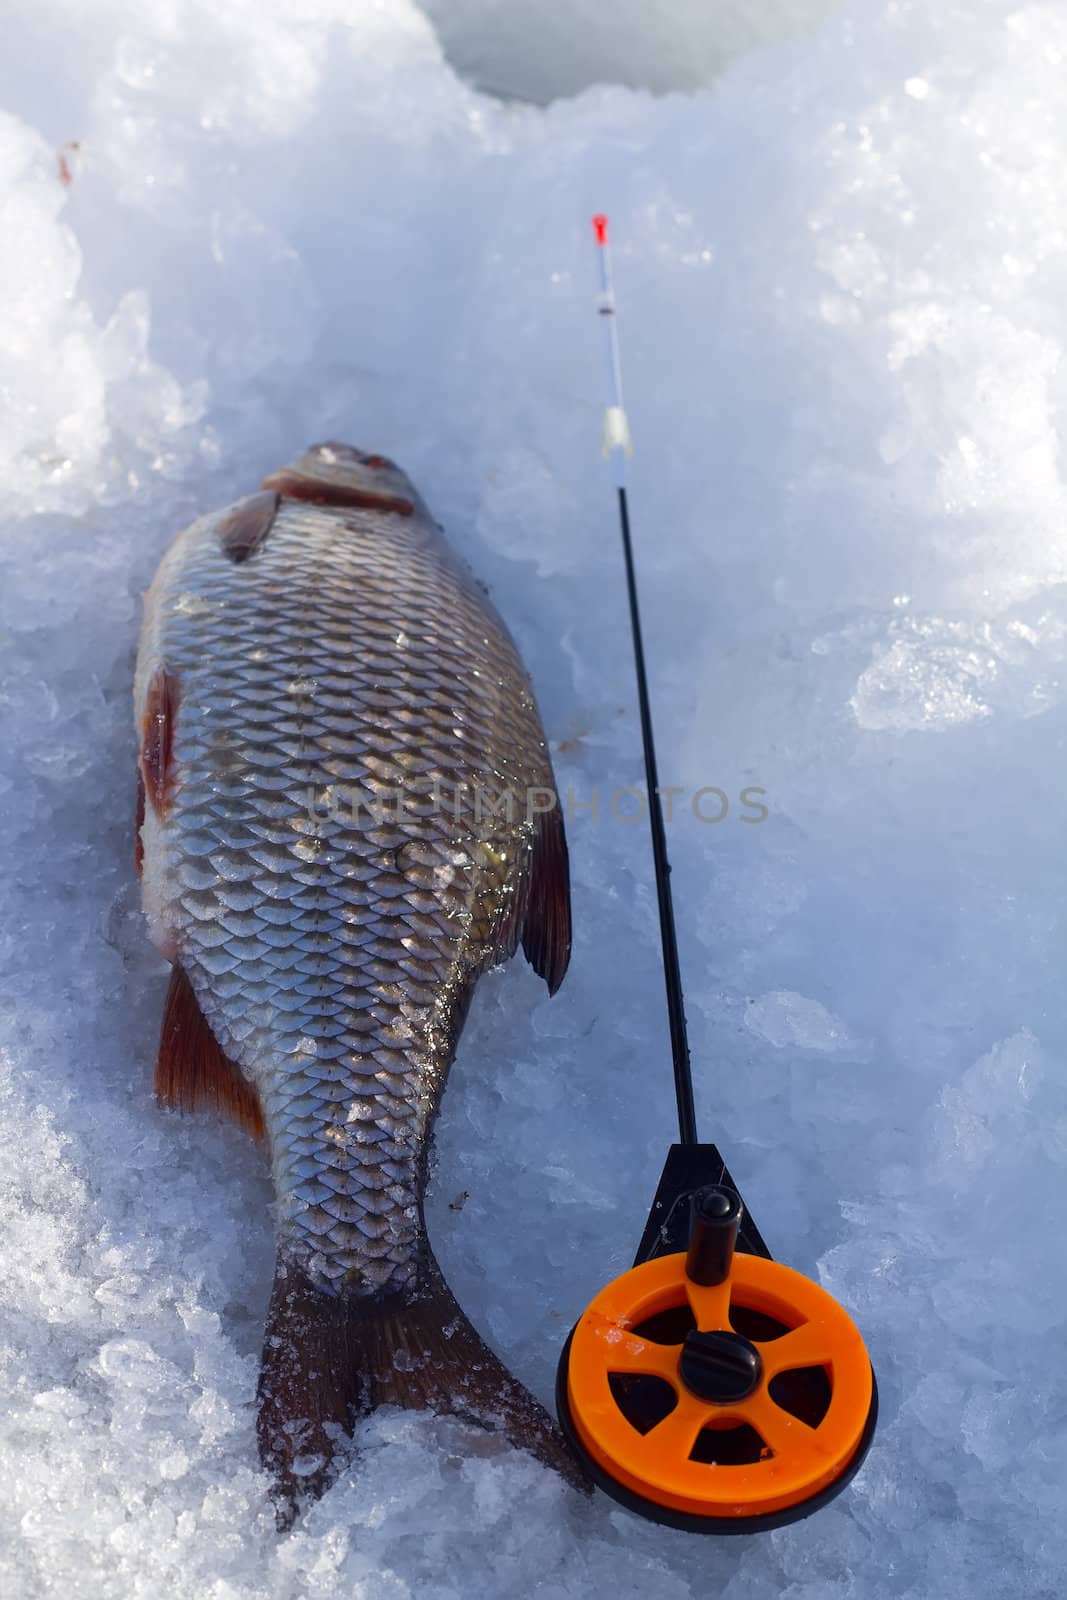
[257,1250,587,1517]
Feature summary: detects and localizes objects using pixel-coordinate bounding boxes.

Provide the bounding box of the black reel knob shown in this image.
[678,1328,763,1403]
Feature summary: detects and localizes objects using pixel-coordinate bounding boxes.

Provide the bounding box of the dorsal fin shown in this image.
[155,962,265,1140]
[521,798,571,995]
[217,491,280,563]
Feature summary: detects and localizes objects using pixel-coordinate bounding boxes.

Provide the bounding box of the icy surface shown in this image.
[2,0,1067,1595]
[419,0,842,103]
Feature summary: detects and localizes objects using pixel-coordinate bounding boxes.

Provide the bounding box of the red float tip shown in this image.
[592,214,608,246]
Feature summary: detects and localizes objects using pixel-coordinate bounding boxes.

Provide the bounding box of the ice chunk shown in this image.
[744,990,857,1053]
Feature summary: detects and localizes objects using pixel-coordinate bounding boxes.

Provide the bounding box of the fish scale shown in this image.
[137,472,561,1299]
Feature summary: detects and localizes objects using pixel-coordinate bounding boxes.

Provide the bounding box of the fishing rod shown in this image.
[592,215,697,1147]
[554,216,878,1534]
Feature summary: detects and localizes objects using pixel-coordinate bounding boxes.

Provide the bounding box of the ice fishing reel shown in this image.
[557,1147,877,1533]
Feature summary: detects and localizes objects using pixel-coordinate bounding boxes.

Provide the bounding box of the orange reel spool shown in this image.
[558,1193,877,1533]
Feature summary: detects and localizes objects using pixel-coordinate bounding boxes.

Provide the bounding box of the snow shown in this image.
[2,0,1066,1594]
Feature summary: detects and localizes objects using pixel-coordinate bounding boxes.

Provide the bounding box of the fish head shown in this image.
[262,442,419,517]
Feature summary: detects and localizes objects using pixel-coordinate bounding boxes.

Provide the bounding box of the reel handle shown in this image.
[685,1186,742,1287]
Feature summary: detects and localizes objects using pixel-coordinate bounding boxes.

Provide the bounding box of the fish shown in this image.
[133,442,578,1511]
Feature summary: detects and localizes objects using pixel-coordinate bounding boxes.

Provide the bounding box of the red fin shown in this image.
[257,1247,587,1519]
[134,770,146,877]
[260,468,414,517]
[155,963,264,1140]
[217,490,280,563]
[522,796,572,994]
[141,665,179,819]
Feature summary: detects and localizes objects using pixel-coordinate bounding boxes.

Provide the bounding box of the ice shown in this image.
[744,990,858,1053]
[2,0,1067,1594]
[420,0,843,103]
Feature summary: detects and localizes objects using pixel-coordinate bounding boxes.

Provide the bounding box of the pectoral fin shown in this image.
[217,491,280,564]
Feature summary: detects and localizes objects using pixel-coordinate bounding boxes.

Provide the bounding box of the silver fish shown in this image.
[134,443,576,1507]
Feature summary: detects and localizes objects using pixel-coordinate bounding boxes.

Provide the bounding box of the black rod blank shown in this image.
[615,485,698,1146]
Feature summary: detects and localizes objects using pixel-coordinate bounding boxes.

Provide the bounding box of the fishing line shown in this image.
[592,214,697,1146]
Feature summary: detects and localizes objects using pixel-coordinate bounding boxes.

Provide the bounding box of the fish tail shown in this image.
[256,1248,587,1518]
